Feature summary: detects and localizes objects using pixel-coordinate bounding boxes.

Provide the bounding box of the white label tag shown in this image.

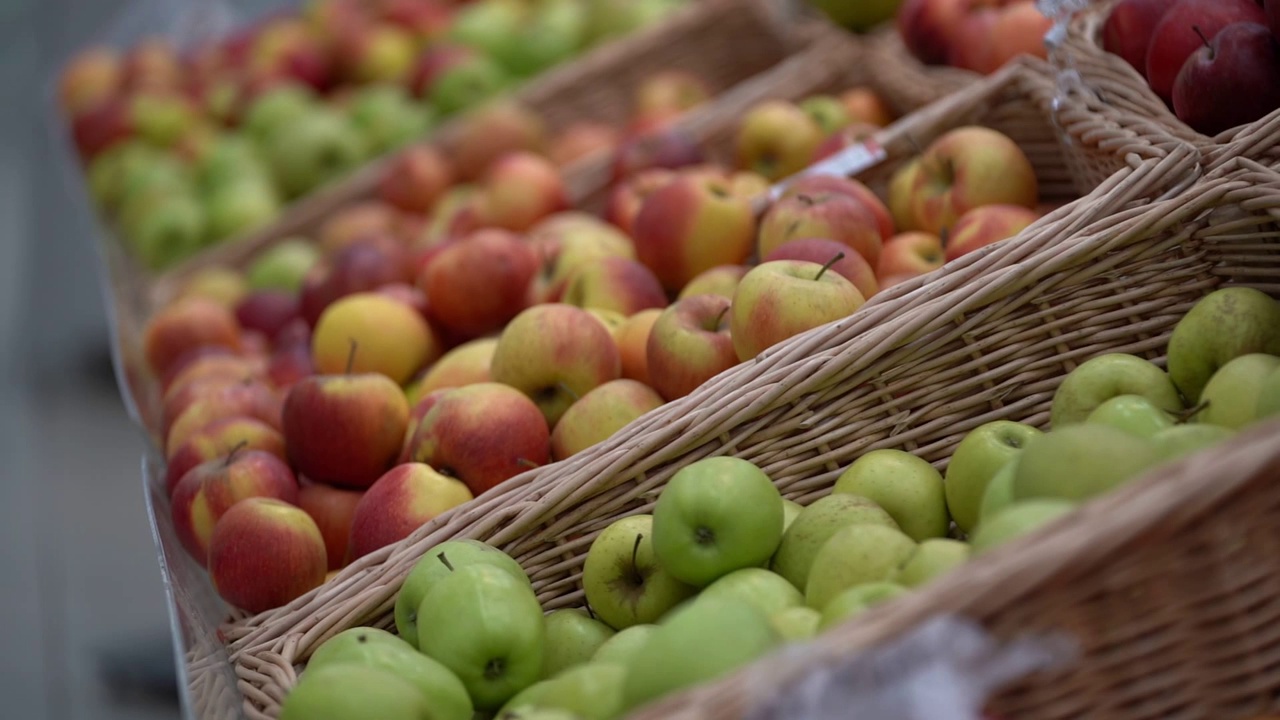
[768,139,889,202]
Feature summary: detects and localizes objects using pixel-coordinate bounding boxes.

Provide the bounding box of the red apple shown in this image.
[782,175,895,249]
[421,229,537,338]
[758,192,884,269]
[551,379,665,460]
[907,126,1038,235]
[208,498,327,613]
[606,168,677,237]
[235,291,301,342]
[378,145,456,215]
[249,18,334,91]
[1172,21,1280,135]
[475,152,569,232]
[646,294,738,401]
[446,100,548,181]
[898,0,968,65]
[162,352,263,394]
[164,380,284,456]
[163,417,287,497]
[282,373,410,488]
[763,238,878,300]
[617,308,663,387]
[878,231,945,281]
[945,204,1039,261]
[319,202,401,252]
[611,126,708,182]
[840,88,894,127]
[562,257,668,316]
[1146,0,1266,101]
[346,463,474,560]
[415,337,498,397]
[71,98,134,160]
[171,448,299,565]
[297,482,366,571]
[300,237,414,327]
[123,38,183,93]
[632,174,757,292]
[1103,0,1176,73]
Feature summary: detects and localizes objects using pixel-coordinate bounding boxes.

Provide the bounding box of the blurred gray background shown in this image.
[0,0,277,718]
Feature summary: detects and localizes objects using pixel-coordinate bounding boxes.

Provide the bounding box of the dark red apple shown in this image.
[1267,0,1280,38]
[1146,0,1266,101]
[235,291,301,341]
[1172,22,1280,135]
[611,127,707,182]
[1102,0,1177,73]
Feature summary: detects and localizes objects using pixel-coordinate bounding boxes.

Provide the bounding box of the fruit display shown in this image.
[1100,0,1280,135]
[896,0,1053,74]
[274,285,1280,719]
[58,0,689,272]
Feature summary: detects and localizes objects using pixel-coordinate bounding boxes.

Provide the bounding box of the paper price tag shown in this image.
[768,139,889,203]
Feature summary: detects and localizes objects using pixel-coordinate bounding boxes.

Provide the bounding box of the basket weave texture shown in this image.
[212,59,1219,719]
[865,25,982,117]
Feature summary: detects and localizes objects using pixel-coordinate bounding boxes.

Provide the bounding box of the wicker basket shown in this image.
[1057,0,1280,169]
[864,24,982,117]
[212,59,1213,718]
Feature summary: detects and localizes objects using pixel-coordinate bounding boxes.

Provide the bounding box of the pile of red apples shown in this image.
[145,81,1042,614]
[1102,0,1280,135]
[897,0,1052,75]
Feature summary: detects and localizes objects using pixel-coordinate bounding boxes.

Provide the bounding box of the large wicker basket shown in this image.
[212,60,1215,718]
[1058,0,1280,169]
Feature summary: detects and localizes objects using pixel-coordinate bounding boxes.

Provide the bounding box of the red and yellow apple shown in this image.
[758,191,884,269]
[144,298,244,378]
[476,151,569,232]
[617,308,663,387]
[282,372,409,488]
[346,463,474,560]
[378,144,456,215]
[731,259,866,362]
[678,265,751,301]
[944,204,1038,261]
[171,449,299,565]
[208,497,327,613]
[763,238,878,300]
[416,337,499,396]
[906,126,1037,234]
[632,173,757,292]
[878,231,945,281]
[647,294,738,402]
[551,379,665,460]
[297,481,365,571]
[735,100,825,181]
[421,229,537,338]
[562,257,668,316]
[164,416,286,497]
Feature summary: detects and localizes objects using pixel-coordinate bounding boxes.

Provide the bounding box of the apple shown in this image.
[801,96,854,137]
[268,329,317,392]
[877,231,944,282]
[542,609,616,679]
[646,294,737,402]
[780,499,804,534]
[1013,425,1161,502]
[318,203,401,253]
[819,582,909,632]
[249,18,334,91]
[892,538,971,588]
[1173,22,1280,136]
[551,379,664,461]
[611,308,662,387]
[549,122,620,166]
[162,352,264,393]
[970,499,1076,554]
[698,567,804,618]
[1151,423,1236,461]
[71,97,134,160]
[519,662,627,720]
[592,624,657,666]
[676,265,749,301]
[887,157,923,232]
[812,123,882,163]
[243,84,318,144]
[494,0,589,78]
[312,292,440,385]
[283,372,409,488]
[735,100,825,181]
[908,126,1038,235]
[171,448,299,564]
[417,338,499,397]
[897,0,967,65]
[347,84,434,157]
[562,257,667,316]
[653,457,784,586]
[403,382,550,495]
[179,268,250,311]
[1102,0,1178,73]
[128,91,200,148]
[165,382,284,455]
[606,168,676,236]
[163,417,286,497]
[945,204,1039,261]
[1050,353,1184,427]
[122,38,183,92]
[621,597,779,711]
[280,664,434,720]
[1167,287,1280,404]
[978,2,1053,73]
[297,482,364,571]
[840,88,894,127]
[769,494,897,591]
[208,498,327,613]
[943,420,1043,532]
[758,192,883,271]
[611,126,708,183]
[201,179,282,244]
[422,229,537,339]
[804,524,917,611]
[730,259,865,362]
[412,44,510,118]
[491,304,622,427]
[833,449,948,541]
[475,152,569,233]
[780,175,895,252]
[446,100,547,181]
[379,145,455,216]
[395,539,531,649]
[1259,367,1280,418]
[1086,394,1177,438]
[449,0,523,57]
[144,298,243,378]
[1194,353,1280,429]
[764,238,879,301]
[346,463,473,561]
[235,291,301,342]
[58,46,123,117]
[771,606,821,641]
[582,514,697,629]
[335,21,417,83]
[260,107,366,199]
[307,628,473,720]
[416,563,546,710]
[1145,0,1266,102]
[635,70,711,120]
[978,459,1018,524]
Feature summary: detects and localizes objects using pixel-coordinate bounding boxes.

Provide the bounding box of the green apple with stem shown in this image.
[395,539,530,649]
[581,515,696,630]
[892,539,970,588]
[1085,394,1176,438]
[698,567,803,617]
[977,459,1018,525]
[771,494,897,591]
[1150,424,1234,462]
[944,420,1042,533]
[1013,425,1161,502]
[621,597,779,712]
[1194,354,1280,429]
[818,582,908,632]
[280,664,435,720]
[541,608,615,679]
[770,606,821,641]
[1167,287,1280,405]
[592,624,656,666]
[833,449,948,541]
[804,524,917,611]
[652,457,784,587]
[1050,353,1183,428]
[307,628,472,720]
[971,499,1076,554]
[416,563,546,710]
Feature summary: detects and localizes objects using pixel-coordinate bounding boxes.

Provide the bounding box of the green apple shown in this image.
[1013,425,1161,502]
[971,499,1076,554]
[396,539,530,649]
[541,609,615,679]
[1050,353,1183,428]
[1195,354,1280,429]
[698,568,803,617]
[90,140,164,213]
[1086,394,1176,438]
[499,677,554,717]
[502,710,584,720]
[944,420,1042,533]
[1150,423,1234,462]
[622,597,779,711]
[307,628,472,720]
[495,0,587,78]
[799,95,852,135]
[977,459,1018,525]
[533,662,627,720]
[833,449,948,541]
[581,515,696,630]
[770,606,821,642]
[247,239,321,292]
[1167,287,1280,404]
[196,135,271,193]
[584,0,679,44]
[891,539,970,588]
[430,55,510,117]
[262,108,366,199]
[591,624,656,666]
[809,0,902,31]
[450,0,523,56]
[244,85,317,144]
[122,192,207,270]
[347,85,434,157]
[118,151,191,211]
[652,457,784,586]
[416,564,546,710]
[770,494,897,591]
[781,498,803,533]
[1258,367,1280,419]
[202,179,281,243]
[817,582,908,632]
[281,664,435,720]
[804,524,917,611]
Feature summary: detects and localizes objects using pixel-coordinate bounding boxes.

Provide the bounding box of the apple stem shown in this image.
[558,382,580,402]
[585,604,597,620]
[517,458,541,470]
[939,227,951,248]
[713,305,730,330]
[1192,25,1212,53]
[816,253,846,281]
[346,339,358,375]
[629,534,643,582]
[1177,399,1209,424]
[438,552,454,572]
[223,440,249,468]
